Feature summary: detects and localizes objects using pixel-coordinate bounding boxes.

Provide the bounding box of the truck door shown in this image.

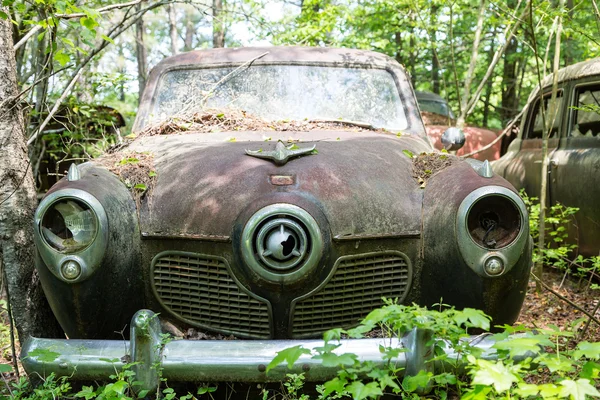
[550,82,600,257]
[504,90,564,199]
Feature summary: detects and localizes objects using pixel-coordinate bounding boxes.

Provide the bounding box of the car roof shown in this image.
[150,46,402,74]
[415,91,447,103]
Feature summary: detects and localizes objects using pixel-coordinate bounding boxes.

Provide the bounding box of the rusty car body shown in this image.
[493,57,600,257]
[416,91,502,161]
[23,47,532,389]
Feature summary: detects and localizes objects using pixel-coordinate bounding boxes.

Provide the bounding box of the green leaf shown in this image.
[514,383,539,398]
[581,361,600,379]
[402,370,431,393]
[119,157,139,165]
[346,381,383,400]
[402,149,414,158]
[310,148,319,155]
[574,341,600,360]
[266,345,311,372]
[134,184,147,191]
[80,16,98,30]
[313,352,357,367]
[559,379,600,400]
[28,348,60,363]
[323,328,343,342]
[0,364,12,373]
[100,34,114,44]
[54,50,70,66]
[536,353,574,373]
[99,357,120,363]
[0,11,8,19]
[75,385,96,399]
[453,308,490,330]
[287,144,300,150]
[198,385,218,394]
[460,385,493,400]
[322,377,347,397]
[493,337,542,358]
[148,171,157,177]
[469,356,519,393]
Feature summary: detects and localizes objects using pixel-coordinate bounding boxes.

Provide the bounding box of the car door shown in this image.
[503,89,564,199]
[549,80,600,257]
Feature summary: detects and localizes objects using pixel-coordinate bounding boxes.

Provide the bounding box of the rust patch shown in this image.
[270,175,295,186]
[412,152,458,188]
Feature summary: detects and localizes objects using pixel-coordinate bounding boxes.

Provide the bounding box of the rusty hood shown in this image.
[123,130,432,241]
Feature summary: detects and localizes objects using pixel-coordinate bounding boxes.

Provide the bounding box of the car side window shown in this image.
[570,84,600,137]
[526,92,563,139]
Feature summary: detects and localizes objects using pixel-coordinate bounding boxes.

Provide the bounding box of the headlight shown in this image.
[35,189,108,283]
[466,195,521,249]
[456,186,529,277]
[41,199,98,253]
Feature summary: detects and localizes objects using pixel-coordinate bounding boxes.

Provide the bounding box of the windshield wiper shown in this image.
[308,118,377,130]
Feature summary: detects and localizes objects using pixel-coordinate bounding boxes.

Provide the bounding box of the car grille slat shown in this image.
[292,251,411,337]
[152,252,271,338]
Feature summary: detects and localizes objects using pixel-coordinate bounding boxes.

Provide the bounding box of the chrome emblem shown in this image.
[245,141,316,166]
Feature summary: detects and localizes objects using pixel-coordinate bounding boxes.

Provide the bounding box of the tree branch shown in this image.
[55,0,144,19]
[26,0,171,146]
[461,106,526,158]
[14,0,146,51]
[530,272,600,329]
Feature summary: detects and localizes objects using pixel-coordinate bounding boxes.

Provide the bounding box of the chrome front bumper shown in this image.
[22,310,509,393]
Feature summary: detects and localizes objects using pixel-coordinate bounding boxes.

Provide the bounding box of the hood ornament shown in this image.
[245,141,316,166]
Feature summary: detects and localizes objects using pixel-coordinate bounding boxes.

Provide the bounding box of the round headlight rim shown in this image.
[34,188,109,284]
[465,192,523,251]
[39,195,100,255]
[456,185,530,278]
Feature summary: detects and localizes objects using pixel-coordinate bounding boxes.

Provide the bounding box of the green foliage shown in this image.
[264,301,600,399]
[521,190,600,289]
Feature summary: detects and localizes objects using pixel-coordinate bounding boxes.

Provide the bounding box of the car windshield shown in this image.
[418,100,455,119]
[150,65,409,131]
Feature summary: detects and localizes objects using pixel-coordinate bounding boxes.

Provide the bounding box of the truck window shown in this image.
[526,92,563,139]
[570,85,600,137]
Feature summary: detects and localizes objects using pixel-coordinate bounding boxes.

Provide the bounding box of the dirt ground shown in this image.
[517,268,600,342]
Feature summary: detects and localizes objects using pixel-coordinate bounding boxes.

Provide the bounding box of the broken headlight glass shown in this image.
[41,199,98,253]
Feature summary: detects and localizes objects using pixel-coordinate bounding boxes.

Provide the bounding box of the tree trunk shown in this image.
[212,0,225,48]
[501,0,520,124]
[408,17,416,88]
[135,4,147,99]
[482,33,496,127]
[184,16,194,51]
[430,4,440,94]
[394,31,402,65]
[168,4,178,55]
[0,8,63,342]
[457,0,486,129]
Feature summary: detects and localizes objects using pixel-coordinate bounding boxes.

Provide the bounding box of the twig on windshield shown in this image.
[179,51,270,114]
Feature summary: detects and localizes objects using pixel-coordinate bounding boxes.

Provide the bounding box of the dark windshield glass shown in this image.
[151,65,408,131]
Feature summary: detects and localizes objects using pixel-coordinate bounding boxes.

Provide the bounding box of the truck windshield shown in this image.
[150,65,408,131]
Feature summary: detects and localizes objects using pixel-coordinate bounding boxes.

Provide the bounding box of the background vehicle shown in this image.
[493,57,600,257]
[416,91,502,161]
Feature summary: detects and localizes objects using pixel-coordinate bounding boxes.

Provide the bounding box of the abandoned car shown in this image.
[493,57,600,257]
[23,47,532,387]
[416,91,502,161]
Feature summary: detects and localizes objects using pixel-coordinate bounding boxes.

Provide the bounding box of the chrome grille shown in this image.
[152,252,271,339]
[292,251,411,337]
